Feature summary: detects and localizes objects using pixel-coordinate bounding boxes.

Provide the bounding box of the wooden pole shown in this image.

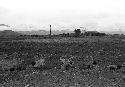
[50,25,51,37]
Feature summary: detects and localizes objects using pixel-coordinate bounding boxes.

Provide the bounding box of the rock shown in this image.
[116,65,122,70]
[34,58,45,67]
[107,65,117,71]
[92,60,98,65]
[9,67,15,71]
[31,61,36,66]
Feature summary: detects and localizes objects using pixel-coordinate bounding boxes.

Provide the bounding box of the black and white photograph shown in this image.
[0,0,125,86]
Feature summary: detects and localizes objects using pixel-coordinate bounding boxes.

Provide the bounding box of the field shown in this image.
[0,36,125,87]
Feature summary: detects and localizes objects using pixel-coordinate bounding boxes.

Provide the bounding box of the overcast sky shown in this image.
[0,0,125,31]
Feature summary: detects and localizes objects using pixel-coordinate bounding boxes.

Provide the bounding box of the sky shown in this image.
[0,0,125,31]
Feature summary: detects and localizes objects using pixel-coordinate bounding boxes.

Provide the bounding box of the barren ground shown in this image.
[0,37,125,87]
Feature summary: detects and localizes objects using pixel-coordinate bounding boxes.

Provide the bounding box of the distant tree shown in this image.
[67,33,70,37]
[62,33,66,37]
[74,29,81,37]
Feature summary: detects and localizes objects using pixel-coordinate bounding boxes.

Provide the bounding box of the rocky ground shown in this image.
[0,37,125,87]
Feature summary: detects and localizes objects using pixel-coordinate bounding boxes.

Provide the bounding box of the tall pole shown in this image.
[50,25,51,37]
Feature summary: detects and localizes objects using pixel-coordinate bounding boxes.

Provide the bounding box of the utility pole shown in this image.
[50,25,51,37]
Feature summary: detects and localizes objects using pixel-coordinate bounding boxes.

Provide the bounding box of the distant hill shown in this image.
[17,30,49,35]
[100,31,125,35]
[0,30,21,38]
[0,29,124,38]
[17,29,74,35]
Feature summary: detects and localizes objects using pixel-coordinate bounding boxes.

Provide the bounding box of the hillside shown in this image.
[0,30,21,38]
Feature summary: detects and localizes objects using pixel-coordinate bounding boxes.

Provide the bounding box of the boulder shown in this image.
[34,58,45,67]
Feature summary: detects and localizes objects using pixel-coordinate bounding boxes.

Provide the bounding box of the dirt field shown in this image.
[0,37,125,87]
